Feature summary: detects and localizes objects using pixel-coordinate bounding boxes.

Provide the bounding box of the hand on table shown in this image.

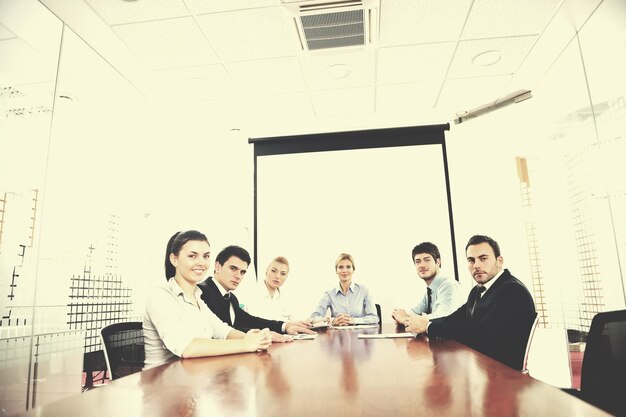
[392,308,409,325]
[404,314,429,334]
[332,314,355,326]
[270,331,293,343]
[245,328,272,352]
[285,321,317,335]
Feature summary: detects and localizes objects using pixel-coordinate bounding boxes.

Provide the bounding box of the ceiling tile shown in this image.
[226,57,306,96]
[310,87,375,117]
[462,0,562,39]
[0,38,57,85]
[112,17,219,69]
[300,49,375,91]
[448,36,537,78]
[376,82,441,114]
[155,64,238,99]
[377,42,456,84]
[84,0,190,25]
[196,7,299,62]
[184,0,280,14]
[240,92,314,120]
[438,75,512,115]
[379,0,472,46]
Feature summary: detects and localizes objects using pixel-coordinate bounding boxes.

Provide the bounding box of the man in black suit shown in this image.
[406,235,536,370]
[198,245,314,341]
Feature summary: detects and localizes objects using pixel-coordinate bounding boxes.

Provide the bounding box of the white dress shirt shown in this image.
[246,281,293,322]
[143,278,234,369]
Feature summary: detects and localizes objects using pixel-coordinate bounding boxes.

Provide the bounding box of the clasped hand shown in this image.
[332,313,354,326]
[403,314,429,334]
[245,328,272,352]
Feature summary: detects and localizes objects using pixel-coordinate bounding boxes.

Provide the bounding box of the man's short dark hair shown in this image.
[411,242,441,266]
[465,235,501,258]
[215,245,251,266]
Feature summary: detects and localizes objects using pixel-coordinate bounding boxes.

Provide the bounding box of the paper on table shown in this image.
[331,324,380,330]
[292,334,318,340]
[357,333,417,339]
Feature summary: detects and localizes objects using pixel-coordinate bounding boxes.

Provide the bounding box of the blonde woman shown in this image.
[309,253,379,326]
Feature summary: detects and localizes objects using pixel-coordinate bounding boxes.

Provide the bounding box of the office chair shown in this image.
[563,309,626,416]
[521,314,539,374]
[100,321,144,381]
[375,304,382,325]
[526,327,573,388]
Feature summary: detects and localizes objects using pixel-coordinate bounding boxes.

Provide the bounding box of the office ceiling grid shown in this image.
[75,0,565,124]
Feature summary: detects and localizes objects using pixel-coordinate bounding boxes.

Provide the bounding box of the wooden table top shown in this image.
[16,324,611,417]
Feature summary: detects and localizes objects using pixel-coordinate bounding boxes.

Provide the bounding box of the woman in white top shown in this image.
[246,257,293,321]
[143,230,271,368]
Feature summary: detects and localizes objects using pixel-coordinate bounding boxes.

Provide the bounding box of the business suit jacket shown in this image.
[428,269,536,370]
[198,278,284,333]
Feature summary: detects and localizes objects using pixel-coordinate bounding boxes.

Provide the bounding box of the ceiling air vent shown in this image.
[285,0,379,51]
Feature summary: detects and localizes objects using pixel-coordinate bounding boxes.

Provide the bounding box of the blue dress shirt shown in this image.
[311,282,379,324]
[410,274,463,319]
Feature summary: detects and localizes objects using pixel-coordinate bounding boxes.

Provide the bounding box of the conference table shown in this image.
[15,324,611,417]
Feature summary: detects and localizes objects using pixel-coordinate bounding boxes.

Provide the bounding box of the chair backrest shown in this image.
[526,327,573,388]
[375,304,382,325]
[521,314,539,373]
[100,321,144,381]
[580,309,626,415]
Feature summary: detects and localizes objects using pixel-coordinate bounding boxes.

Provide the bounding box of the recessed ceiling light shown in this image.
[472,50,501,67]
[328,64,351,79]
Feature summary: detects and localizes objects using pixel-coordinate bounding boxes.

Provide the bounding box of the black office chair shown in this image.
[100,321,144,381]
[563,309,626,416]
[375,304,382,325]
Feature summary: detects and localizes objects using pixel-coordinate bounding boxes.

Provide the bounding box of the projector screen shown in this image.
[250,125,456,320]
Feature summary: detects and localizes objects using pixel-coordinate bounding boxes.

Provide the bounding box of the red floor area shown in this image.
[570,351,583,390]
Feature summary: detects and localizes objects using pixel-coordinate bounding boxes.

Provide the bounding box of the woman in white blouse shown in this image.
[143,230,271,368]
[246,256,293,321]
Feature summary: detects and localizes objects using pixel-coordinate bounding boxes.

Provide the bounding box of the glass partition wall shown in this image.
[0,1,146,413]
[446,0,626,334]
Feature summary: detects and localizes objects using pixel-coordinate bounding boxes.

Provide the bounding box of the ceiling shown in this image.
[3,0,603,135]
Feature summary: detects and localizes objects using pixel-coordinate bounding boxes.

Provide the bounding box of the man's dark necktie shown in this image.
[426,287,433,314]
[468,285,486,319]
[223,293,232,325]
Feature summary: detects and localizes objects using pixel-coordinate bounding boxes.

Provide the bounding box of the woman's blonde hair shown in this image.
[334,253,355,270]
[270,256,290,272]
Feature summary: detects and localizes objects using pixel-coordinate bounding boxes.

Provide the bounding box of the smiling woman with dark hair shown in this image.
[142,230,272,368]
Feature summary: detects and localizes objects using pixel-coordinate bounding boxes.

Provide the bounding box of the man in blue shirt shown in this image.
[392,242,462,326]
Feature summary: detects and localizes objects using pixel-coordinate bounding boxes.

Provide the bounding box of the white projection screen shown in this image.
[250,125,457,320]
